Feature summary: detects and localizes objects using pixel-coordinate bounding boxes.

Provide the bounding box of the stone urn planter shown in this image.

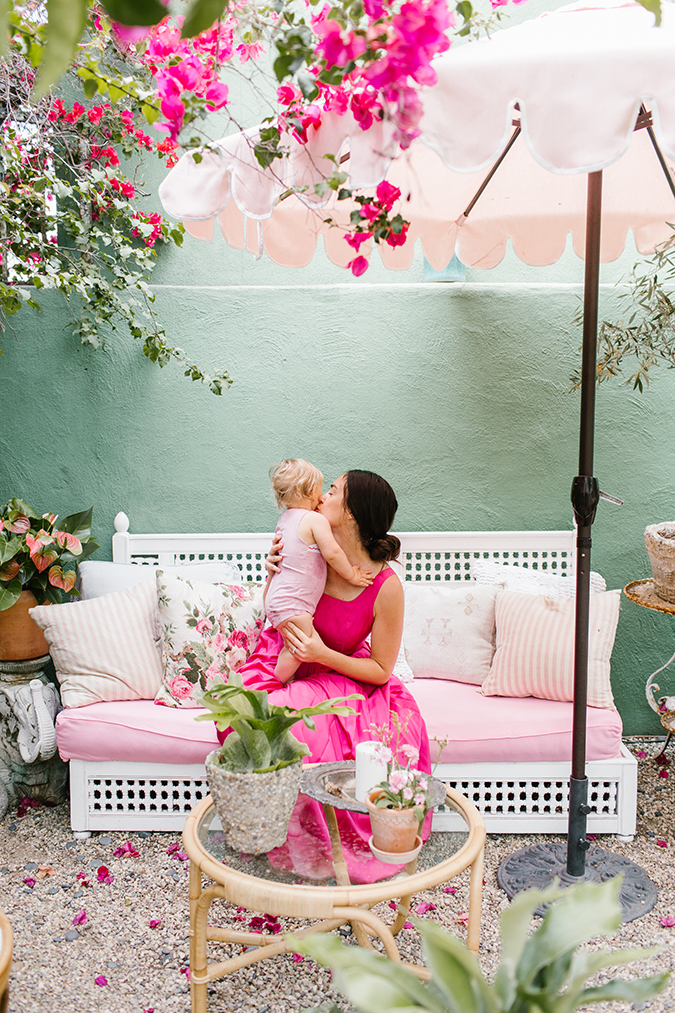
[205,750,303,854]
[644,523,675,604]
[0,592,49,662]
[365,788,421,854]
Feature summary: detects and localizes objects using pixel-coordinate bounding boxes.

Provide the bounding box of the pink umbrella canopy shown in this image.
[159,0,675,272]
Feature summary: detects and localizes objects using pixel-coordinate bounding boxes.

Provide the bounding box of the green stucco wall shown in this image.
[2,0,674,736]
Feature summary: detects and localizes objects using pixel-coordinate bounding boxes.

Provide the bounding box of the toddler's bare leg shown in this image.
[275,613,314,683]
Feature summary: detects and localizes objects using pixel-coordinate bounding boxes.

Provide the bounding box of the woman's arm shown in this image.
[306,513,372,586]
[282,573,404,686]
[263,532,284,606]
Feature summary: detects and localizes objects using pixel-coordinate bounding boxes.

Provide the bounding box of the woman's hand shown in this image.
[282,621,327,666]
[265,532,284,577]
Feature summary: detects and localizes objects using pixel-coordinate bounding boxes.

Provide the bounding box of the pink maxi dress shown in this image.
[234,567,432,883]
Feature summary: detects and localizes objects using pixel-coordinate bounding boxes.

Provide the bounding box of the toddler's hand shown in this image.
[351,565,373,587]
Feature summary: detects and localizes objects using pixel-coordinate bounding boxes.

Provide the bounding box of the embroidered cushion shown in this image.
[29,582,163,707]
[154,571,265,708]
[470,559,607,596]
[481,589,621,709]
[401,583,498,685]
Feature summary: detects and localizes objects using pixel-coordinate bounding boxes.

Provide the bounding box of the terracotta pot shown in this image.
[645,522,675,604]
[365,788,420,854]
[0,591,49,662]
[205,751,303,855]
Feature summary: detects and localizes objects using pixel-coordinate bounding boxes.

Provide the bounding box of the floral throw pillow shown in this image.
[154,570,265,708]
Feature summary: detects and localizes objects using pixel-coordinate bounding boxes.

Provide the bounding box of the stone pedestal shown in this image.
[0,657,68,820]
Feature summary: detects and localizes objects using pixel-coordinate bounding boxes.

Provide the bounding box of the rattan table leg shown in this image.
[322,803,374,949]
[466,839,484,956]
[192,885,222,1013]
[188,859,203,1013]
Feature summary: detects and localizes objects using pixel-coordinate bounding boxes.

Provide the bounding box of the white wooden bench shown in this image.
[66,514,636,840]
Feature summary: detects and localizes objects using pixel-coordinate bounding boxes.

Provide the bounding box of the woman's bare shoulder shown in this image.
[375,568,404,609]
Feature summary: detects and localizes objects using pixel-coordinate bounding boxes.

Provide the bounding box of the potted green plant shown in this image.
[0,499,98,660]
[195,674,362,855]
[293,877,668,1013]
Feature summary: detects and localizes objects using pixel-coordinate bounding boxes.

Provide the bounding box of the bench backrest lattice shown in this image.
[440,777,618,818]
[88,776,208,815]
[112,514,576,585]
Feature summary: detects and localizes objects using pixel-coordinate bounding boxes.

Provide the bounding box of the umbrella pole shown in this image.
[567,170,603,877]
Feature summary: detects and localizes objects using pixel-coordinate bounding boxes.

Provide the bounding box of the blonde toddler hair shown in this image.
[270,458,323,508]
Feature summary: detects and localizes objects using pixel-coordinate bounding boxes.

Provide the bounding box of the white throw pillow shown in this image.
[470,559,606,596]
[154,571,266,708]
[29,582,163,707]
[402,583,498,685]
[481,589,621,709]
[78,559,242,599]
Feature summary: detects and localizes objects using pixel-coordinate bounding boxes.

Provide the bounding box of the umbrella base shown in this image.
[497,841,657,922]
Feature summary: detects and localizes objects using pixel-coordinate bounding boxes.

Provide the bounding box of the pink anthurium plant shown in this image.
[0,499,99,611]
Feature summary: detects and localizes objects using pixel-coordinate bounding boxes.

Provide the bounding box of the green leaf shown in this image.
[636,0,662,26]
[418,920,498,1013]
[517,878,623,989]
[578,972,669,1006]
[0,578,22,611]
[34,0,89,97]
[83,76,99,98]
[101,0,168,27]
[58,507,93,543]
[294,934,442,1013]
[182,0,228,38]
[142,102,160,124]
[0,0,9,58]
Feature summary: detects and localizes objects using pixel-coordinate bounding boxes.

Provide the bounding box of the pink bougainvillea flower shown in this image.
[315,19,367,69]
[345,231,371,252]
[23,877,35,887]
[661,914,675,927]
[415,901,436,915]
[204,81,229,110]
[94,975,108,986]
[180,966,191,980]
[659,769,669,779]
[348,256,369,277]
[655,753,671,765]
[375,180,402,212]
[403,920,413,929]
[292,953,304,963]
[97,865,114,884]
[586,833,598,841]
[113,840,140,858]
[149,919,162,929]
[636,749,647,758]
[443,886,457,894]
[277,83,303,105]
[236,41,265,62]
[166,842,180,855]
[172,850,189,862]
[73,909,88,925]
[657,839,668,847]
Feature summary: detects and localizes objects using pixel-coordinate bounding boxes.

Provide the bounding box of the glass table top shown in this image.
[196,803,469,888]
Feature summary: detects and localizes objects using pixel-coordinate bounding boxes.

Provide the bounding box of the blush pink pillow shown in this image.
[481,589,621,709]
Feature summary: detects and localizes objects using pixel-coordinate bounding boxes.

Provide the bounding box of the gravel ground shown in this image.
[1,736,674,1013]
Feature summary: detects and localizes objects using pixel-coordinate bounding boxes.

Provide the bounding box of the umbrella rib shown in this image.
[638,104,675,202]
[461,123,521,219]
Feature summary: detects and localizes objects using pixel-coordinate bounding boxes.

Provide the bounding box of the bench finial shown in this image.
[114,511,130,533]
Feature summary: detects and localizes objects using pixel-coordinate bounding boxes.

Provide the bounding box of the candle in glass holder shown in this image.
[355,740,389,803]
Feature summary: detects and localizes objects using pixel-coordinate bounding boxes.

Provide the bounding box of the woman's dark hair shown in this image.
[343,470,400,562]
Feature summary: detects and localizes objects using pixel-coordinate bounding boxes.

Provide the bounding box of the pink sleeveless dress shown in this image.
[233,567,432,883]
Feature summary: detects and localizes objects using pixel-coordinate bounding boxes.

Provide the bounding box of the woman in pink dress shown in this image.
[233,469,431,884]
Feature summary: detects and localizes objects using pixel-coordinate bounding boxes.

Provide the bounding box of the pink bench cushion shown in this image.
[56,678,623,766]
[56,700,220,764]
[408,679,623,764]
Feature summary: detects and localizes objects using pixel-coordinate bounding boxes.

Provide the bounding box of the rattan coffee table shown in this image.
[182,782,486,1013]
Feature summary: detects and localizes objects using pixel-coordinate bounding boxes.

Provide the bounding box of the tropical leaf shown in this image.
[57,507,93,542]
[34,0,89,98]
[0,578,23,611]
[101,0,169,26]
[0,559,21,582]
[418,920,498,1013]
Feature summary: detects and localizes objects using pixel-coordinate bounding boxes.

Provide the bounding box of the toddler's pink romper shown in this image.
[265,509,327,628]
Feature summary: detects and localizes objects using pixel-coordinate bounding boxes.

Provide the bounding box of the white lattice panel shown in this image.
[87,776,208,815]
[436,777,618,817]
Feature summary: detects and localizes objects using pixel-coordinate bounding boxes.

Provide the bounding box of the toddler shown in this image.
[266,459,372,683]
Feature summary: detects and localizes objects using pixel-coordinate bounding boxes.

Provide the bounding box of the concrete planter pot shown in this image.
[0,592,49,662]
[645,522,675,604]
[205,749,303,855]
[365,788,421,854]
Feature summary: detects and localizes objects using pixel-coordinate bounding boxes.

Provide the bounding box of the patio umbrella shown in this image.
[159,0,675,914]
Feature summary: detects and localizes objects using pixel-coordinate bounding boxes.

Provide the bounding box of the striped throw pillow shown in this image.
[29,581,163,707]
[480,589,621,709]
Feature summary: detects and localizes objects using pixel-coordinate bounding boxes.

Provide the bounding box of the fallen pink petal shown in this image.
[113,840,140,858]
[97,865,114,884]
[72,909,87,925]
[166,843,181,855]
[180,966,191,980]
[414,901,436,915]
[658,769,669,779]
[94,976,108,986]
[149,919,161,929]
[587,833,598,840]
[403,920,413,929]
[292,953,304,962]
[636,749,648,758]
[23,878,35,887]
[660,915,675,927]
[443,886,457,894]
[656,839,667,847]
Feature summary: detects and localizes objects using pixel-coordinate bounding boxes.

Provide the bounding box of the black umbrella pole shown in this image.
[567,170,603,878]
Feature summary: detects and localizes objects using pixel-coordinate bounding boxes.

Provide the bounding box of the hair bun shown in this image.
[368,534,401,562]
